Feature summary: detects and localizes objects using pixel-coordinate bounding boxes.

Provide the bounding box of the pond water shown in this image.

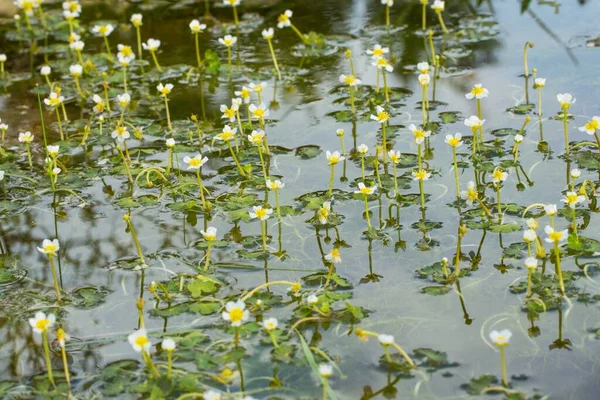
[1,0,600,399]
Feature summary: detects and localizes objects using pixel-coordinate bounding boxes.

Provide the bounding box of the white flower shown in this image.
[235,86,252,103]
[142,38,161,51]
[223,0,241,6]
[200,227,217,241]
[63,1,82,14]
[70,40,84,51]
[388,149,401,164]
[491,168,508,183]
[524,257,538,271]
[29,312,56,334]
[445,133,463,147]
[324,248,342,264]
[544,225,568,243]
[189,20,206,34]
[157,83,173,96]
[561,191,586,209]
[130,13,143,27]
[378,334,394,345]
[52,167,61,176]
[570,169,581,179]
[218,35,237,47]
[357,144,369,154]
[40,65,51,76]
[464,115,485,130]
[326,150,344,165]
[203,391,222,400]
[0,123,7,131]
[370,105,390,124]
[216,125,237,142]
[534,78,546,87]
[262,317,278,331]
[578,117,599,135]
[489,329,512,347]
[111,126,130,143]
[44,92,64,107]
[249,103,269,120]
[412,169,431,181]
[526,218,538,230]
[307,294,319,304]
[266,179,284,191]
[418,73,430,86]
[461,181,478,206]
[128,328,152,353]
[335,129,345,137]
[366,44,389,60]
[63,10,78,21]
[56,329,70,348]
[262,28,274,40]
[339,74,361,86]
[514,134,524,143]
[117,93,131,108]
[318,202,330,225]
[0,54,6,62]
[118,54,134,67]
[18,131,33,143]
[248,129,265,146]
[372,57,394,72]
[409,124,431,145]
[431,0,445,12]
[0,171,4,181]
[523,229,537,243]
[556,93,575,110]
[543,204,557,216]
[465,84,489,100]
[277,10,293,29]
[166,138,175,148]
[381,0,394,5]
[162,338,176,352]
[416,61,429,74]
[183,154,208,169]
[249,82,267,93]
[355,182,377,195]
[249,206,273,221]
[222,300,249,327]
[91,24,114,37]
[318,363,333,378]
[69,64,82,77]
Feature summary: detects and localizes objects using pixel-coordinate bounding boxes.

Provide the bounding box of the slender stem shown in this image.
[554,242,565,296]
[452,147,460,199]
[563,111,569,154]
[422,2,427,31]
[55,108,64,141]
[382,69,390,104]
[436,11,448,34]
[375,69,380,93]
[322,378,328,400]
[136,26,142,59]
[385,5,390,27]
[267,39,281,80]
[196,169,208,210]
[364,195,372,229]
[234,326,240,347]
[123,68,128,93]
[419,179,425,211]
[228,142,246,176]
[48,256,62,302]
[164,96,172,132]
[233,6,239,25]
[477,99,484,143]
[496,184,502,223]
[117,146,134,184]
[260,220,267,252]
[268,331,279,348]
[275,190,281,222]
[537,88,542,116]
[349,86,355,115]
[499,347,508,387]
[381,123,387,163]
[167,351,173,380]
[526,270,532,298]
[151,50,162,72]
[360,155,365,179]
[257,145,268,178]
[42,332,56,387]
[74,77,85,99]
[194,33,202,69]
[290,24,306,44]
[393,164,399,198]
[204,243,212,271]
[227,47,232,79]
[523,42,530,77]
[103,36,113,62]
[390,342,416,367]
[25,143,32,168]
[327,164,335,197]
[125,216,146,265]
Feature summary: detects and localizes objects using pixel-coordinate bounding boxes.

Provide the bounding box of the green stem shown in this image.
[364,195,372,229]
[349,86,355,115]
[204,243,212,271]
[126,216,146,265]
[554,242,565,296]
[563,111,569,155]
[103,36,113,62]
[382,69,390,104]
[194,33,202,69]
[477,99,484,143]
[55,108,64,141]
[381,123,387,163]
[290,24,306,44]
[526,270,532,298]
[164,96,172,132]
[136,26,142,59]
[452,148,460,199]
[422,2,427,31]
[385,5,390,27]
[327,164,335,197]
[234,326,240,347]
[42,332,56,387]
[496,184,502,223]
[499,347,508,387]
[48,256,62,302]
[167,351,173,380]
[436,11,448,34]
[151,50,162,72]
[25,143,32,168]
[267,39,281,80]
[537,88,542,117]
[322,377,328,400]
[227,47,232,79]
[228,142,246,177]
[196,168,208,210]
[260,220,268,252]
[232,6,239,25]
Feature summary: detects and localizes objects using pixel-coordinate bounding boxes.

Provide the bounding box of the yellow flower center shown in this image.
[49,98,61,106]
[566,193,579,205]
[344,76,357,85]
[223,108,235,119]
[319,208,329,220]
[189,158,202,168]
[253,109,265,118]
[415,170,428,180]
[377,111,389,122]
[134,335,149,348]
[471,86,485,96]
[44,244,57,252]
[467,187,478,201]
[98,26,110,35]
[492,170,504,181]
[390,154,400,163]
[36,319,50,332]
[255,208,267,219]
[223,39,233,46]
[549,231,563,242]
[413,129,426,141]
[250,134,263,144]
[447,137,461,147]
[240,89,250,99]
[360,187,371,195]
[219,132,234,141]
[585,119,599,132]
[372,48,384,57]
[229,307,244,323]
[331,248,340,258]
[278,14,290,24]
[120,46,133,57]
[376,58,389,69]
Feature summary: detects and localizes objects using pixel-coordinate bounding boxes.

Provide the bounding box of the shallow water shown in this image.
[1,0,600,399]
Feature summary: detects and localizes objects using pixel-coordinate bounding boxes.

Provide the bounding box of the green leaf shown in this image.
[421,286,451,295]
[295,145,322,159]
[461,374,499,395]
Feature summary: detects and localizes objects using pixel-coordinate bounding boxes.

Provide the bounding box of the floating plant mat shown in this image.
[0,0,599,399]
